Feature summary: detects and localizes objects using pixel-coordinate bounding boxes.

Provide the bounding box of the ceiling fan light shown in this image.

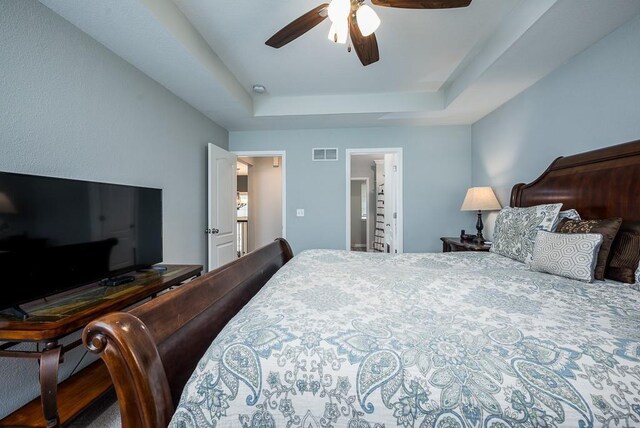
[327,19,349,44]
[356,5,380,37]
[328,0,351,22]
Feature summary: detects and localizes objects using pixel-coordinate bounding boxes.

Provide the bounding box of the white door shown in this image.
[345,149,403,254]
[207,143,237,271]
[384,153,400,254]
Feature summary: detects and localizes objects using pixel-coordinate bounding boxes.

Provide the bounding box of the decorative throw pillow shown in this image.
[530,231,603,282]
[551,209,581,232]
[606,231,640,284]
[557,217,622,280]
[491,203,562,264]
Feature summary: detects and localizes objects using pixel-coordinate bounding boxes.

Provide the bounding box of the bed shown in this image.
[83,139,640,427]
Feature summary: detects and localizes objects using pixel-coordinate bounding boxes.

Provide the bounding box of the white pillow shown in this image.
[551,209,581,232]
[491,203,563,264]
[631,263,640,292]
[530,230,603,282]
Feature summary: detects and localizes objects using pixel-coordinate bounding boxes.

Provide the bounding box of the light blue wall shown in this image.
[1,0,229,268]
[0,0,227,417]
[472,15,640,214]
[231,126,472,254]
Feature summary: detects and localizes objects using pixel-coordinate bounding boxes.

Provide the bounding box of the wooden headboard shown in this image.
[510,139,640,232]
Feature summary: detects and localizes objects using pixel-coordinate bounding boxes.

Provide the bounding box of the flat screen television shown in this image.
[0,171,162,313]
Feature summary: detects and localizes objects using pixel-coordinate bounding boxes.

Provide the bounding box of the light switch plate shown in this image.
[296,209,305,217]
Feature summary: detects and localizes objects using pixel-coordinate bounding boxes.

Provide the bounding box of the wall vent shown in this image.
[312,148,338,161]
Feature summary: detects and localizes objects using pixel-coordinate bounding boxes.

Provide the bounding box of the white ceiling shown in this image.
[173,0,517,95]
[40,0,640,131]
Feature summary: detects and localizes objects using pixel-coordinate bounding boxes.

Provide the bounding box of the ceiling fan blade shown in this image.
[266,4,329,48]
[371,0,471,8]
[349,15,379,66]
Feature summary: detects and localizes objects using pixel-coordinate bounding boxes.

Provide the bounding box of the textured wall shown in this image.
[247,157,283,251]
[231,126,472,254]
[471,15,640,237]
[351,154,383,249]
[0,0,228,417]
[350,180,366,247]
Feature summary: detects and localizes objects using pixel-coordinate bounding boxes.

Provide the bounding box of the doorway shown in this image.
[233,151,286,258]
[346,148,403,253]
[350,178,370,251]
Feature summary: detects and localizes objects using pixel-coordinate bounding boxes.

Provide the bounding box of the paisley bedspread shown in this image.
[169,250,640,428]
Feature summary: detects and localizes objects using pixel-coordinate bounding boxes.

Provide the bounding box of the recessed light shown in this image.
[252,84,266,94]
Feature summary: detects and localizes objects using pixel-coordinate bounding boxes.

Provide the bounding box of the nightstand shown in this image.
[440,237,491,253]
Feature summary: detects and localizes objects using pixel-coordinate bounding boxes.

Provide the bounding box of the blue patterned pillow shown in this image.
[631,264,640,292]
[551,209,581,232]
[530,231,603,282]
[491,204,562,264]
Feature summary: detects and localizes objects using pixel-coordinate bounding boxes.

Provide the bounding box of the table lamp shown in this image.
[460,187,501,244]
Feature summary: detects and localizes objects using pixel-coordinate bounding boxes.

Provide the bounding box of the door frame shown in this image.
[232,150,287,240]
[345,148,403,253]
[350,177,370,251]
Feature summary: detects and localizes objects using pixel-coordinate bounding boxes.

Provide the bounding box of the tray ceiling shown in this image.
[40,0,640,131]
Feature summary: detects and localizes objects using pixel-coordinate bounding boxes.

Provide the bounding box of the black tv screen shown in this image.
[0,171,162,311]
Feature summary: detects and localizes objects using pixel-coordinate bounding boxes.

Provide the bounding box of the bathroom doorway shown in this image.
[346,148,403,253]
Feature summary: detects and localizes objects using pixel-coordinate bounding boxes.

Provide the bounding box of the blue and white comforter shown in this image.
[170,250,640,427]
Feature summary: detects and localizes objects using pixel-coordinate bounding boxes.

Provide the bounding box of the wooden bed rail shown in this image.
[82,238,294,428]
[84,312,172,427]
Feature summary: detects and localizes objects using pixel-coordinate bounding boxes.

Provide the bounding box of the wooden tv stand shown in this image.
[0,264,202,428]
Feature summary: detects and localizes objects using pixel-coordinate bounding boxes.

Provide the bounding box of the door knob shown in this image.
[205,228,220,234]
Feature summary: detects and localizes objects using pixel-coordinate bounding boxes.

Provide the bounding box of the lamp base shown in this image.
[474,210,485,244]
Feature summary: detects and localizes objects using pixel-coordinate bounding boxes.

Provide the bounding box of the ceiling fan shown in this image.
[265,0,472,66]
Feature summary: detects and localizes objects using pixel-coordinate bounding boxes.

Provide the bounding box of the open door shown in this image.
[207,143,237,271]
[346,149,403,253]
[384,153,400,254]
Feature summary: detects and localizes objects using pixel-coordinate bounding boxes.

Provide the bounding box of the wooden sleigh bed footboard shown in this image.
[82,238,294,428]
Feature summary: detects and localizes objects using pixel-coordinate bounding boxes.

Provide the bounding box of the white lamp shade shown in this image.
[327,19,348,44]
[328,0,350,22]
[0,192,16,214]
[460,187,501,211]
[356,5,380,37]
